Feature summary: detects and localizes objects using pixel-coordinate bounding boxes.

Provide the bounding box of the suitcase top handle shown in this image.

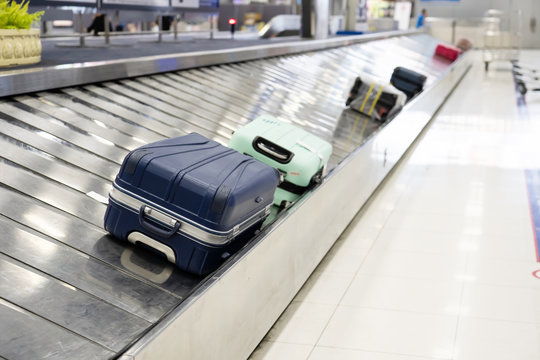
[253,136,294,164]
[139,205,181,238]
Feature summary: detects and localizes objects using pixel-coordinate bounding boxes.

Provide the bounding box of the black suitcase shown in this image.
[390,67,427,99]
[346,76,406,121]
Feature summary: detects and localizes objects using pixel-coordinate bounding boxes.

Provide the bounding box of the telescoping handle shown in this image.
[253,136,294,164]
[138,205,181,238]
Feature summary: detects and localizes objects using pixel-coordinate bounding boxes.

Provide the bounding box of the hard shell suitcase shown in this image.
[435,43,462,62]
[346,75,406,121]
[390,67,427,99]
[228,115,332,208]
[104,133,280,275]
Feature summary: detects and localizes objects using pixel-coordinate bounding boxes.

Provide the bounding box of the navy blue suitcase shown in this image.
[390,67,427,99]
[104,133,280,275]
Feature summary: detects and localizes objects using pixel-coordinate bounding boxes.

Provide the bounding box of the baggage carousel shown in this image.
[0,31,471,359]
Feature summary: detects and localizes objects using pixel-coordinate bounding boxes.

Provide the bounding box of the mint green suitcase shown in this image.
[229,115,333,207]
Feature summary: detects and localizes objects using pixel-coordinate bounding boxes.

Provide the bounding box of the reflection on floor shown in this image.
[250,51,540,360]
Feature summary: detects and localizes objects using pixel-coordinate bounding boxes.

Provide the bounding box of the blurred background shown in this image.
[26,0,537,48]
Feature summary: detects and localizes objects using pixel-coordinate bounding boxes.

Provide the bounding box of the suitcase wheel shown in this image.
[517,81,527,95]
[279,200,292,210]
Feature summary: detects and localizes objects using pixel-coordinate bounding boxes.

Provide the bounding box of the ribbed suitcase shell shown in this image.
[228,115,332,207]
[104,133,279,275]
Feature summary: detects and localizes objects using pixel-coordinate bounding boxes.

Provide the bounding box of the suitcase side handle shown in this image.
[120,246,175,282]
[252,136,294,164]
[138,205,181,238]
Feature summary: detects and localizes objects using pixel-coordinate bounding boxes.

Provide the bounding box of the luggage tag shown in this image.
[295,140,327,179]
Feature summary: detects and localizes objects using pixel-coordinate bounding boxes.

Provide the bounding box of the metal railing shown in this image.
[42,13,216,48]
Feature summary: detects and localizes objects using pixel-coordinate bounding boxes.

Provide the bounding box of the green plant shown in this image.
[0,0,43,30]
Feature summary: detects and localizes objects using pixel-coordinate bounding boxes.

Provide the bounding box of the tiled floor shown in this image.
[249,51,540,360]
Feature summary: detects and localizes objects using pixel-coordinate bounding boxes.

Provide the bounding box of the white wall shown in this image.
[414,0,511,18]
[414,0,540,48]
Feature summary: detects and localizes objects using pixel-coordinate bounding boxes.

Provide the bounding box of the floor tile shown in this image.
[454,317,540,360]
[335,224,383,250]
[358,249,467,281]
[264,302,336,345]
[382,211,471,235]
[366,182,410,213]
[317,307,457,359]
[469,232,536,262]
[383,209,532,241]
[308,347,438,360]
[346,209,394,232]
[460,283,540,323]
[340,274,462,316]
[316,242,370,274]
[466,257,540,289]
[294,271,355,305]
[374,226,463,255]
[249,341,313,360]
[393,185,530,219]
[335,208,388,250]
[405,166,527,191]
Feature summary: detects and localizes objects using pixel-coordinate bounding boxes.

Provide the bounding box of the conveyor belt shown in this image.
[0,33,457,359]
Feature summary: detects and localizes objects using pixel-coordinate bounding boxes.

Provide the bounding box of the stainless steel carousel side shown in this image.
[0,33,471,360]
